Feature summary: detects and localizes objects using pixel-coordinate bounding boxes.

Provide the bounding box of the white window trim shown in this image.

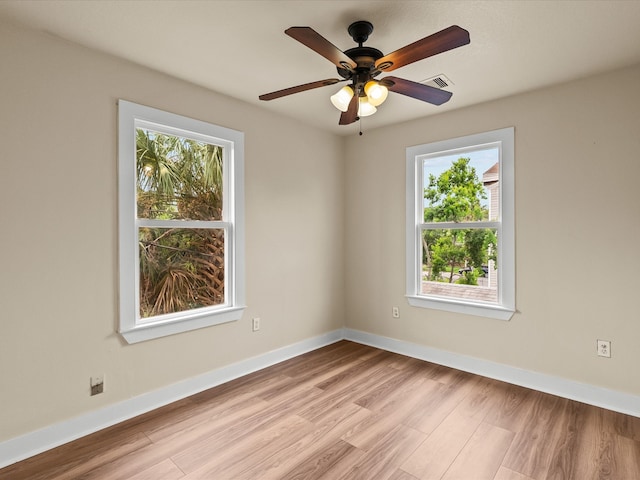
[405,127,515,320]
[118,100,245,343]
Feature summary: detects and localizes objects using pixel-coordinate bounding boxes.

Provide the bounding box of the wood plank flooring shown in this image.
[2,341,639,480]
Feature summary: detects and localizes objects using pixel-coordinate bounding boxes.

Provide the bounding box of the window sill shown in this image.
[119,306,246,344]
[406,295,514,321]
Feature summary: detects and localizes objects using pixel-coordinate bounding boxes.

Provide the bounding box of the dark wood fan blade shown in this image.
[375,25,470,72]
[286,27,357,71]
[339,92,359,125]
[381,76,453,105]
[259,78,343,101]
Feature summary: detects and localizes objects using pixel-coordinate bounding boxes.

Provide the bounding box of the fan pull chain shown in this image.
[359,118,363,136]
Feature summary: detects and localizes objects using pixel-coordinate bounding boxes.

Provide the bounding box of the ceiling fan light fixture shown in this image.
[358,97,377,117]
[330,85,354,112]
[364,80,388,107]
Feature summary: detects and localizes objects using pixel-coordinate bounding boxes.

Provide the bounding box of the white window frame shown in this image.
[406,127,515,320]
[118,100,245,343]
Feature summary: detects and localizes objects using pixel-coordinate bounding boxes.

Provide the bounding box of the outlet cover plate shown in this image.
[597,340,611,358]
[90,375,104,395]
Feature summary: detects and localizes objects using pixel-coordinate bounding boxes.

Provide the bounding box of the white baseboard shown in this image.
[0,329,345,469]
[3,327,638,469]
[344,328,640,419]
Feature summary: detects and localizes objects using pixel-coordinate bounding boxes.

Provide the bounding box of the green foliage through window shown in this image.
[422,157,496,287]
[136,129,223,221]
[424,158,487,223]
[136,129,225,318]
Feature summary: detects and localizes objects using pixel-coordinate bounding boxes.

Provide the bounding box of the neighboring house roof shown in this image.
[482,162,499,186]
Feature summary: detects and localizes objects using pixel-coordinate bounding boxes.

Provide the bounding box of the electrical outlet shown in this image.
[90,375,104,396]
[597,340,611,358]
[252,317,260,332]
[392,306,400,318]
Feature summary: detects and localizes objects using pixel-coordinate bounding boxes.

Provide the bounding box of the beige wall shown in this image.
[0,22,345,441]
[344,63,640,396]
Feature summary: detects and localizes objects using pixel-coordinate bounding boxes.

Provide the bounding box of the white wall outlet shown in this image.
[597,340,611,358]
[392,306,400,318]
[252,317,260,332]
[90,375,104,395]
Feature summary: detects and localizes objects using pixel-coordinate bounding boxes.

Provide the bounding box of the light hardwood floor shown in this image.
[2,341,639,479]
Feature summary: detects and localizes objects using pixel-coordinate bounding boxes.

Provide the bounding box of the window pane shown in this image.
[139,227,225,318]
[136,128,223,221]
[421,228,498,303]
[422,147,499,223]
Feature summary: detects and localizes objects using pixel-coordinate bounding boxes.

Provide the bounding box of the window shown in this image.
[118,100,245,343]
[406,127,514,320]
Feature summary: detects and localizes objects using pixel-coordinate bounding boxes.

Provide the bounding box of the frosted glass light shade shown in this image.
[358,97,377,117]
[364,81,388,107]
[330,86,354,112]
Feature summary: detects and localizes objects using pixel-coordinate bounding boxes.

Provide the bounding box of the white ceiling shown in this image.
[2,0,640,135]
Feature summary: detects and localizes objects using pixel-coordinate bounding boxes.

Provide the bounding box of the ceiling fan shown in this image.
[259,21,470,126]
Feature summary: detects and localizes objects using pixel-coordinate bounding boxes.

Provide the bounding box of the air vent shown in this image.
[420,74,454,89]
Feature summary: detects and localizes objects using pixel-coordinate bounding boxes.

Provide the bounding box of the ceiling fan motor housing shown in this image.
[338,21,384,91]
